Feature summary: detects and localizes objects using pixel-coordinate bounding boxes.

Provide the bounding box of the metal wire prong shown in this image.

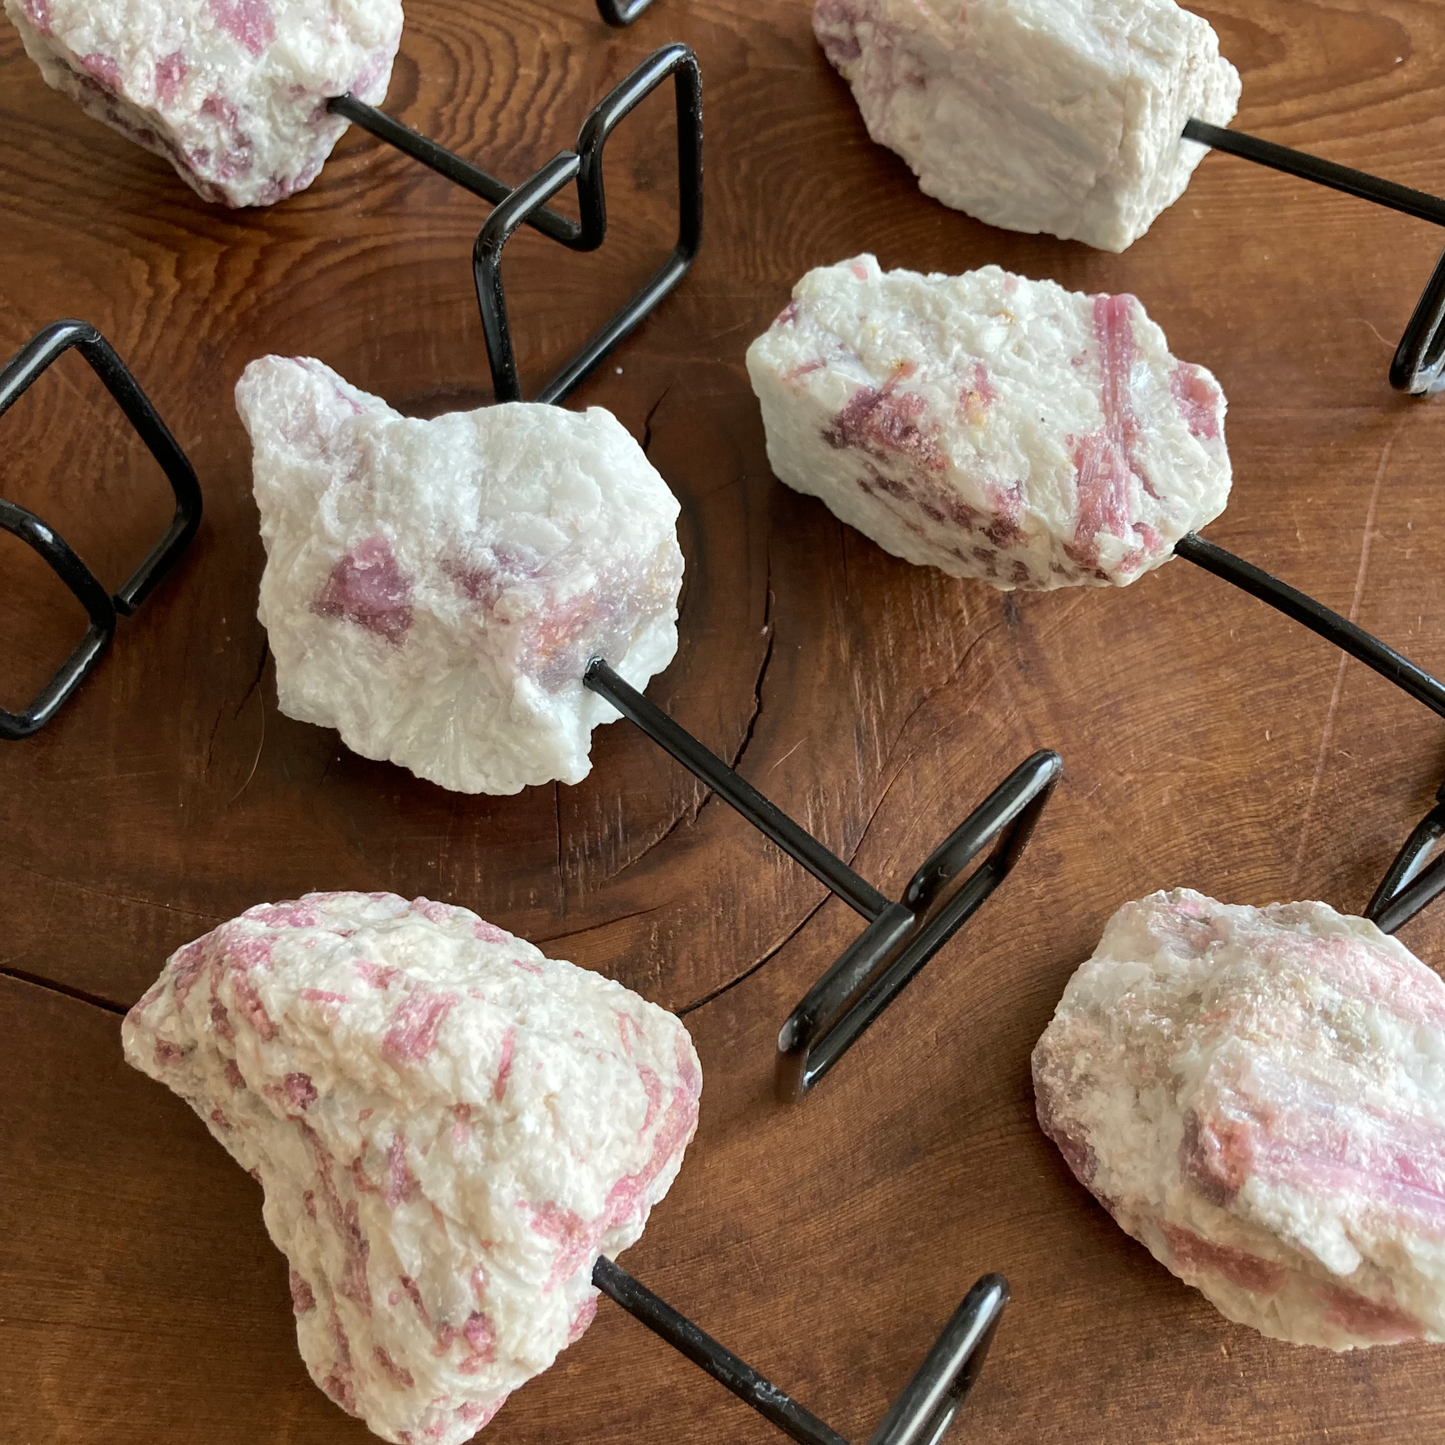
[1182,118,1445,394]
[592,1255,847,1445]
[583,657,888,919]
[326,93,582,246]
[1183,119,1445,227]
[1175,531,1445,930]
[1174,532,1445,721]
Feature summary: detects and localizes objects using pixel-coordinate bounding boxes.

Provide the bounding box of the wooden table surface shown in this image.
[5,0,1445,1440]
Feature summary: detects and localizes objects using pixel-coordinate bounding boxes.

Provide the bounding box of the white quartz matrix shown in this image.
[123,891,703,1442]
[1033,889,1445,1350]
[4,0,402,206]
[813,0,1241,252]
[236,356,684,795]
[747,255,1230,590]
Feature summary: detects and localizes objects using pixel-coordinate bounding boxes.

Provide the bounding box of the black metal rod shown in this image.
[584,658,888,919]
[326,93,583,247]
[1184,118,1445,228]
[592,1255,848,1445]
[1367,798,1445,934]
[1174,532,1445,721]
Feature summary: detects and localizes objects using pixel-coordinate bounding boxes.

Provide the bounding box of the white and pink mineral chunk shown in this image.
[236,356,684,795]
[746,256,1230,590]
[814,0,1240,252]
[3,0,403,206]
[1033,889,1445,1350]
[123,891,703,1442]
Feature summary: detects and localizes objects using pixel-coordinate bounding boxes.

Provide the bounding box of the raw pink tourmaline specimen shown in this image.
[123,891,702,1442]
[3,0,402,206]
[1033,889,1445,1350]
[812,0,1240,252]
[746,256,1231,591]
[235,355,684,795]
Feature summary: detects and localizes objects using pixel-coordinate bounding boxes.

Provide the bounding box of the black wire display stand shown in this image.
[0,320,201,741]
[592,1255,1007,1445]
[584,660,1062,1102]
[1183,118,1445,394]
[328,43,702,404]
[1174,531,1445,930]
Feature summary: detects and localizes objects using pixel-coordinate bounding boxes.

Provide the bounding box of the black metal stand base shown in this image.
[1184,118,1445,394]
[0,321,201,740]
[1176,531,1445,929]
[594,1254,1007,1445]
[583,659,1062,1100]
[330,44,702,405]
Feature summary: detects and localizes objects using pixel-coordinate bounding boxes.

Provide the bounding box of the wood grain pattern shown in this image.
[3,0,1445,1440]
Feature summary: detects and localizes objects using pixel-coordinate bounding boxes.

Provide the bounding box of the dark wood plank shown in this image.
[4,0,1445,1440]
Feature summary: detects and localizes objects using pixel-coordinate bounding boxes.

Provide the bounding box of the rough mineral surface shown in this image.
[123,891,703,1442]
[746,256,1230,590]
[236,356,684,795]
[1033,889,1445,1350]
[813,0,1240,252]
[4,0,402,207]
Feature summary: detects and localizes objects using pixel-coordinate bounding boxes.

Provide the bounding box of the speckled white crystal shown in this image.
[123,890,703,1442]
[3,0,402,206]
[813,0,1240,252]
[746,255,1230,590]
[235,356,684,795]
[1033,888,1445,1350]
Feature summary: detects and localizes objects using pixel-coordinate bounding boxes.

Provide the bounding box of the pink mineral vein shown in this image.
[208,0,276,56]
[154,50,188,104]
[493,1027,516,1103]
[1170,362,1222,442]
[80,53,120,88]
[381,987,460,1064]
[1070,295,1146,566]
[313,535,414,645]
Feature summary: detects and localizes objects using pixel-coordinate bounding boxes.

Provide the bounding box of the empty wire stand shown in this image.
[1183,117,1445,395]
[1175,530,1445,930]
[584,658,1062,1102]
[593,1254,1007,1445]
[0,320,201,741]
[328,43,702,404]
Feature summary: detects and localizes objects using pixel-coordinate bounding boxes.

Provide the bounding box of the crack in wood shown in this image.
[0,965,128,1017]
[674,610,1013,1017]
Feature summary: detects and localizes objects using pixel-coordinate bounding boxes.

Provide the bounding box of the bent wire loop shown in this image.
[1183,118,1445,395]
[583,658,1063,1102]
[0,320,202,741]
[1175,531,1445,932]
[593,1255,1008,1445]
[329,43,702,405]
[596,0,656,25]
